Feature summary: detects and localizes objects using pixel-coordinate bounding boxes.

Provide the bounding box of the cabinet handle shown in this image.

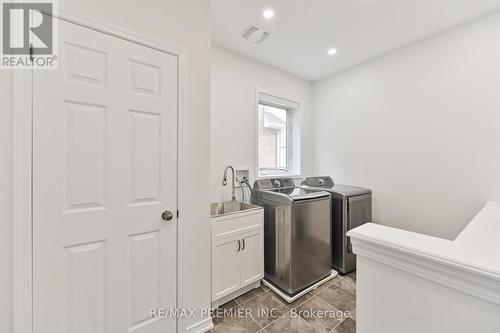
[242,239,245,251]
[237,240,241,252]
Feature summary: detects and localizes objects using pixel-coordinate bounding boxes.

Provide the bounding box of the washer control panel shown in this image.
[253,178,295,190]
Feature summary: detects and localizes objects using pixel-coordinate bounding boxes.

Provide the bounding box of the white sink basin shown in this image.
[210,201,261,217]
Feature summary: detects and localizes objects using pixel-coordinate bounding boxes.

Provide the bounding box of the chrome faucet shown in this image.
[222,165,236,201]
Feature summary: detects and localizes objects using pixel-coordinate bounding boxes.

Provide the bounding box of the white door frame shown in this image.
[12,9,187,333]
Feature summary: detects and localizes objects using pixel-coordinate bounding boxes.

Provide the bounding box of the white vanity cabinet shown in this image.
[239,229,264,286]
[211,203,264,307]
[212,236,241,299]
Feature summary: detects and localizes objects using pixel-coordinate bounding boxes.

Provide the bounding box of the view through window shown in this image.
[258,103,288,174]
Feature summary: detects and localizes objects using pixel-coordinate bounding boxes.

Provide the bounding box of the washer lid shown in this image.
[266,187,330,201]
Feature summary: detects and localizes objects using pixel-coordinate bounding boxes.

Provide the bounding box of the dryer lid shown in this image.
[301,176,334,187]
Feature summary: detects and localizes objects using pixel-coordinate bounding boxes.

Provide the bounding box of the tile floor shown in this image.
[210,271,356,333]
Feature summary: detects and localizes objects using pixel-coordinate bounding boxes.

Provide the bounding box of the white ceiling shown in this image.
[212,0,500,81]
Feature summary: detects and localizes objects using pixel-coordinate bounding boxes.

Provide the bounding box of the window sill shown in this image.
[256,174,302,180]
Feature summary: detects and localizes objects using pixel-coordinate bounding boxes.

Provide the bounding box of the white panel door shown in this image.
[212,237,241,301]
[240,230,264,287]
[33,17,178,333]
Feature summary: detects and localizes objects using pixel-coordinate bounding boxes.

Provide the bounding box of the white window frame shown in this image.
[255,90,301,179]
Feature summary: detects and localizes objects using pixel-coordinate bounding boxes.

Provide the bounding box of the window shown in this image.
[257,93,300,177]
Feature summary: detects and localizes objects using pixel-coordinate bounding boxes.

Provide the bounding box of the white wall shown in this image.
[313,12,500,239]
[1,1,212,332]
[211,46,313,202]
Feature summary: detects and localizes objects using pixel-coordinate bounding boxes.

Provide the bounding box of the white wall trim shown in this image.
[184,317,214,333]
[11,8,196,333]
[12,70,33,333]
[56,6,186,56]
[349,233,500,306]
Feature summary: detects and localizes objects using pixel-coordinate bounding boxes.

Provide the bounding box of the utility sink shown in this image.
[210,201,262,217]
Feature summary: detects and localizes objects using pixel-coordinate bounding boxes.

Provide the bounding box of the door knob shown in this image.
[162,210,173,222]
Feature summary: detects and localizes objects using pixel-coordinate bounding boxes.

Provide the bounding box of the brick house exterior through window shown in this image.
[257,93,300,177]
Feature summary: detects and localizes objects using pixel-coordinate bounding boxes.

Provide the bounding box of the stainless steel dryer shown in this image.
[251,178,332,295]
[301,176,372,274]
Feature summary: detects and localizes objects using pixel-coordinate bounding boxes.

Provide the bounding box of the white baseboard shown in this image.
[184,317,214,333]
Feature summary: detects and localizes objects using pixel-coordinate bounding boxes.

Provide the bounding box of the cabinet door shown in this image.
[212,237,241,301]
[240,230,264,287]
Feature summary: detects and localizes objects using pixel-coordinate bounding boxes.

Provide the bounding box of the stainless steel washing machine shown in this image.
[301,176,372,274]
[251,178,332,295]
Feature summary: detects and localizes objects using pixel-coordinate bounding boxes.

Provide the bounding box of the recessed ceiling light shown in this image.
[263,9,274,19]
[328,48,337,56]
